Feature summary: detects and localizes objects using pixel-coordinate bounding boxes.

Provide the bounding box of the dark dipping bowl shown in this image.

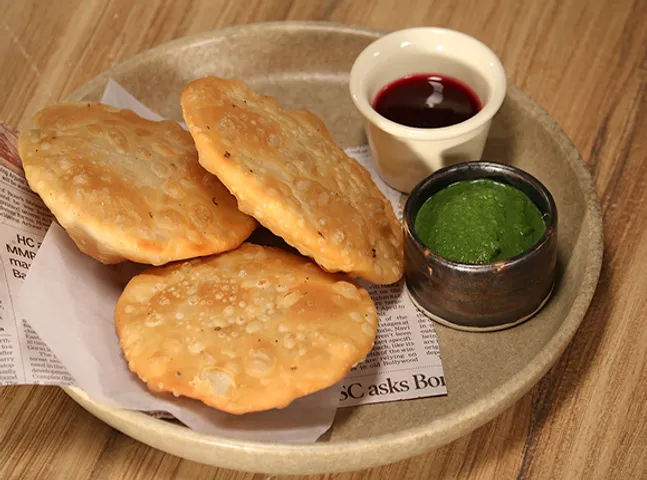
[403,161,558,332]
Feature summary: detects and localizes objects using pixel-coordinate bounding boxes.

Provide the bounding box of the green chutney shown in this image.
[414,179,546,264]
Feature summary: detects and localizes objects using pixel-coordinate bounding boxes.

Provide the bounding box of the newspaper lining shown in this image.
[0,81,446,442]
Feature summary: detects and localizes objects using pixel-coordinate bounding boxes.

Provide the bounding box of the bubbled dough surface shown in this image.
[114,243,378,415]
[181,77,404,284]
[18,102,257,265]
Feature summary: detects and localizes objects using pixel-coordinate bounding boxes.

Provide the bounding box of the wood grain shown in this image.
[1,0,646,478]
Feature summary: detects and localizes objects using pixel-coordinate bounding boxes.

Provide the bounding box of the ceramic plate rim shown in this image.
[59,20,603,467]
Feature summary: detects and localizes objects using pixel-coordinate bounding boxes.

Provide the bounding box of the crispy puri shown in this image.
[18,102,256,265]
[114,243,378,414]
[181,77,403,284]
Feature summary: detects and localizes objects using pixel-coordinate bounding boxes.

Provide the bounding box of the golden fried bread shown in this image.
[181,77,403,284]
[18,103,256,264]
[114,243,378,414]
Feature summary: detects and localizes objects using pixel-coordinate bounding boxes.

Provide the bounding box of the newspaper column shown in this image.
[0,123,73,386]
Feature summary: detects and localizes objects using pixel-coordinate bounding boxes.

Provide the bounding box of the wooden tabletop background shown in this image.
[1,1,646,479]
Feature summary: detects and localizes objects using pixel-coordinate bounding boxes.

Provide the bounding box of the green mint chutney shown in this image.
[414,179,546,264]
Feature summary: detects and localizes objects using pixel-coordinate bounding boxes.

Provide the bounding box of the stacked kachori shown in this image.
[180,77,403,284]
[18,77,404,414]
[115,244,378,414]
[18,103,256,265]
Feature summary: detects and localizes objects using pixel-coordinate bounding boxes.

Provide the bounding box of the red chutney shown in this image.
[373,73,482,129]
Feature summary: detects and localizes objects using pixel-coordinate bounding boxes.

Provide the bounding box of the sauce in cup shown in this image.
[373,74,482,129]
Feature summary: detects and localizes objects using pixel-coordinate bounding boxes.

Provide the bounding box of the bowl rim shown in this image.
[349,26,507,140]
[403,160,558,272]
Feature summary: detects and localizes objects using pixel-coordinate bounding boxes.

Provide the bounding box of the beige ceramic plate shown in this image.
[62,22,603,474]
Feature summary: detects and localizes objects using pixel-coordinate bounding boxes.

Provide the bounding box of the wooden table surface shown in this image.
[1,1,646,478]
